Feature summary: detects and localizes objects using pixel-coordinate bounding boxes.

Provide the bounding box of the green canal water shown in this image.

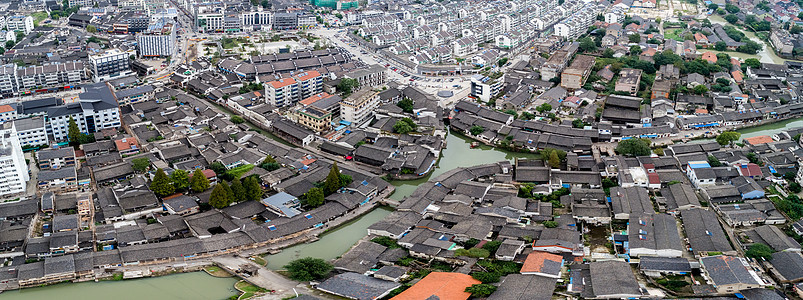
[0,272,239,300]
[736,118,803,139]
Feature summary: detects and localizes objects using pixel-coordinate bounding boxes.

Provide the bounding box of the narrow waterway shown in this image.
[708,15,793,64]
[0,272,238,300]
[736,118,803,139]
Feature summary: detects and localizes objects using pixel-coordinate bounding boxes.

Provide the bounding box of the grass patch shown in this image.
[250,256,267,266]
[236,280,267,293]
[32,12,48,26]
[225,164,255,180]
[204,265,233,277]
[238,291,254,300]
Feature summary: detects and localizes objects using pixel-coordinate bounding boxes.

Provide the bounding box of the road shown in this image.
[212,256,314,300]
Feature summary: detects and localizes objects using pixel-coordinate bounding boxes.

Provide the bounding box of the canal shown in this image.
[707,15,794,64]
[736,118,803,139]
[0,272,239,300]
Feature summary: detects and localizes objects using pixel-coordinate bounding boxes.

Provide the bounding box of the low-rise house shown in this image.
[639,256,692,277]
[520,251,563,278]
[316,272,400,300]
[391,272,479,300]
[700,255,765,294]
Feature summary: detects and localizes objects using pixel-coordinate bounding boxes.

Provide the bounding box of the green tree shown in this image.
[693,84,709,95]
[578,37,597,52]
[86,25,97,33]
[170,169,190,192]
[707,155,723,167]
[790,182,803,193]
[482,240,503,254]
[715,41,727,51]
[629,33,641,43]
[716,131,741,146]
[209,183,232,208]
[630,45,642,55]
[67,116,81,147]
[724,14,738,24]
[190,168,211,193]
[469,125,485,135]
[725,3,739,13]
[337,78,359,96]
[497,57,508,67]
[262,155,276,164]
[393,119,414,134]
[230,178,247,202]
[471,272,501,283]
[744,58,761,69]
[615,138,651,156]
[602,48,615,58]
[302,187,325,208]
[745,243,774,260]
[209,162,227,176]
[323,162,342,195]
[454,248,490,258]
[131,157,150,172]
[543,221,558,228]
[230,115,245,124]
[397,98,414,113]
[150,168,175,197]
[535,103,552,113]
[465,284,497,298]
[244,176,263,201]
[548,151,560,169]
[284,257,333,281]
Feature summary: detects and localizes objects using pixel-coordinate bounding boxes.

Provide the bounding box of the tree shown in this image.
[471,272,501,283]
[543,221,558,228]
[337,78,359,96]
[86,25,97,33]
[707,155,723,167]
[302,187,325,208]
[244,176,263,201]
[615,138,651,156]
[535,103,552,113]
[230,115,245,124]
[323,162,342,195]
[190,168,211,193]
[745,243,774,260]
[469,125,485,135]
[150,169,175,197]
[230,178,247,202]
[482,240,502,254]
[497,57,508,67]
[285,258,333,281]
[578,37,596,52]
[209,183,232,208]
[715,41,727,51]
[5,40,14,49]
[791,182,803,193]
[602,48,615,58]
[693,84,709,95]
[393,118,417,134]
[724,14,738,24]
[131,157,150,173]
[170,169,190,192]
[67,116,81,147]
[209,162,227,176]
[629,33,641,43]
[725,3,739,13]
[548,151,560,169]
[454,247,490,258]
[396,98,414,113]
[465,284,497,298]
[630,45,642,55]
[716,131,741,146]
[744,58,761,69]
[572,119,587,128]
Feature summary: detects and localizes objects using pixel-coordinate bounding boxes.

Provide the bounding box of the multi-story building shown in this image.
[615,68,643,96]
[137,21,176,57]
[17,61,86,91]
[7,16,34,35]
[273,12,298,30]
[118,0,144,12]
[68,0,94,7]
[13,116,48,147]
[470,73,505,102]
[340,88,381,125]
[195,4,224,33]
[240,11,272,31]
[343,65,386,89]
[264,71,323,107]
[88,48,135,82]
[560,55,595,91]
[0,122,29,198]
[295,106,332,133]
[0,31,15,44]
[0,104,16,122]
[36,147,76,170]
[0,65,16,96]
[16,83,121,141]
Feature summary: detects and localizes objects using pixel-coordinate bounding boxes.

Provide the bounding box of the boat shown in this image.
[470,142,480,148]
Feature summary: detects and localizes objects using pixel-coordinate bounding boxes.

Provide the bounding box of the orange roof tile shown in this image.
[695,108,708,114]
[731,70,744,82]
[294,70,321,81]
[114,138,140,151]
[744,135,773,146]
[701,52,717,63]
[0,105,14,114]
[521,251,564,274]
[391,272,480,300]
[269,78,296,89]
[300,92,331,106]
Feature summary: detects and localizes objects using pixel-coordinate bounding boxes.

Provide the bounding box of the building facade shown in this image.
[0,122,29,198]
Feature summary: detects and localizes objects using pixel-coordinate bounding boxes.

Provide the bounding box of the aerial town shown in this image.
[3,0,803,299]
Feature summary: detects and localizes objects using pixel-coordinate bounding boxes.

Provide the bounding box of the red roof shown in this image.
[0,105,14,114]
[738,163,763,177]
[294,70,321,81]
[732,70,744,83]
[701,52,717,63]
[521,251,563,274]
[744,135,773,146]
[643,163,655,170]
[391,272,480,300]
[268,78,296,89]
[300,92,330,106]
[648,172,660,184]
[114,138,139,151]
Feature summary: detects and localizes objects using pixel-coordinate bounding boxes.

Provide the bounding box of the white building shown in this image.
[88,48,135,82]
[470,73,505,102]
[340,88,380,125]
[0,65,16,96]
[13,116,48,147]
[137,22,177,57]
[7,16,34,35]
[0,31,15,44]
[0,122,29,198]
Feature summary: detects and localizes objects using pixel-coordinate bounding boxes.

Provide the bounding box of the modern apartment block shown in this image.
[13,116,48,147]
[137,21,177,57]
[88,48,135,82]
[470,73,505,102]
[6,15,34,35]
[264,71,323,107]
[343,65,386,89]
[340,88,381,125]
[0,122,29,198]
[17,61,86,90]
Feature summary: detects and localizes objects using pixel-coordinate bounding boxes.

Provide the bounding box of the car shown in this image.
[409,78,414,81]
